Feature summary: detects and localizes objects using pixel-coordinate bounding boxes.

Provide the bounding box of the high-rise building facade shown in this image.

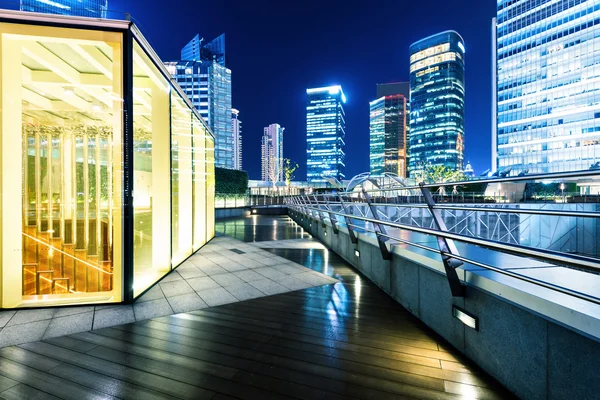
[494,0,600,174]
[409,31,465,176]
[20,0,107,17]
[232,109,242,170]
[370,83,409,177]
[306,86,346,183]
[261,123,284,182]
[165,34,233,169]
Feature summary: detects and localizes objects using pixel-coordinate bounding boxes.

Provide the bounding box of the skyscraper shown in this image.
[409,31,465,176]
[232,109,242,170]
[306,85,346,183]
[165,34,233,169]
[261,124,284,182]
[370,83,409,177]
[494,0,600,174]
[20,0,107,17]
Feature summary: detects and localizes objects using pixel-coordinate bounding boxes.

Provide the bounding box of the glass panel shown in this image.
[132,40,171,297]
[192,114,206,251]
[206,136,215,240]
[171,92,193,265]
[0,23,123,307]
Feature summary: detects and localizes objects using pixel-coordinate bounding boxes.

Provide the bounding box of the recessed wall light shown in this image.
[354,249,360,258]
[452,306,478,330]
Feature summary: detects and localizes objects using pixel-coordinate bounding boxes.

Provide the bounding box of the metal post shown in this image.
[360,187,391,260]
[324,194,339,234]
[313,194,326,227]
[338,194,358,244]
[419,183,465,297]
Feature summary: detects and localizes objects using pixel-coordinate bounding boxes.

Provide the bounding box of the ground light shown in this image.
[452,306,478,330]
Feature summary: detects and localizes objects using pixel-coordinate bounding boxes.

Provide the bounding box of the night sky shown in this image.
[110,0,497,180]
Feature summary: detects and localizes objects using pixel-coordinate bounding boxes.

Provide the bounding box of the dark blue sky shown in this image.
[111,0,497,180]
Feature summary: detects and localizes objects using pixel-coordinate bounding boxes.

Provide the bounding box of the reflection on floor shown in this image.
[0,235,337,348]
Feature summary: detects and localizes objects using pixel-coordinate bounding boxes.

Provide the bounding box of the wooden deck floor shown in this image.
[0,244,516,400]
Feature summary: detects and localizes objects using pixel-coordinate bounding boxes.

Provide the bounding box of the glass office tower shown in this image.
[165,34,233,169]
[306,86,346,183]
[232,108,242,170]
[409,31,465,176]
[494,0,600,174]
[370,84,409,177]
[20,0,108,18]
[0,10,214,308]
[261,123,284,182]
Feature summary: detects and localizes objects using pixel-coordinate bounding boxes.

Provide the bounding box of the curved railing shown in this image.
[287,169,600,305]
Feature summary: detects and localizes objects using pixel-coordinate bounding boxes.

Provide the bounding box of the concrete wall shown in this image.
[290,210,600,400]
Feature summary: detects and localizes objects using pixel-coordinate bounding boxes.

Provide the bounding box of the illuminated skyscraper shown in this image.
[306,85,346,183]
[20,0,107,17]
[165,34,233,169]
[409,31,465,176]
[370,83,409,177]
[261,123,284,182]
[494,0,600,174]
[232,109,242,170]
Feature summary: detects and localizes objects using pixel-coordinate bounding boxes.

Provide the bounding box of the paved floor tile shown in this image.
[0,311,16,328]
[232,270,265,282]
[6,309,56,327]
[159,271,184,283]
[218,262,247,272]
[133,298,174,321]
[53,306,96,318]
[136,286,166,303]
[93,306,135,330]
[43,312,94,339]
[211,273,245,287]
[159,280,194,297]
[276,275,316,291]
[196,265,229,275]
[248,279,290,295]
[225,283,266,301]
[176,266,207,279]
[166,293,208,314]
[187,276,221,292]
[0,320,51,347]
[254,267,287,279]
[198,287,238,307]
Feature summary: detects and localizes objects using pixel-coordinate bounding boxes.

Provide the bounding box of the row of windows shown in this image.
[498,0,554,23]
[498,0,587,38]
[498,14,600,61]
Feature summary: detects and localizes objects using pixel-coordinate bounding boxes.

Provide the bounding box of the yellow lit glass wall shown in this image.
[0,23,123,307]
[171,92,193,265]
[192,115,207,250]
[206,136,215,239]
[132,40,171,297]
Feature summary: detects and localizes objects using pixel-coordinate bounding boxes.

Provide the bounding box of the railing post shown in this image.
[419,183,465,297]
[313,194,326,227]
[338,194,358,244]
[360,187,391,260]
[324,194,339,234]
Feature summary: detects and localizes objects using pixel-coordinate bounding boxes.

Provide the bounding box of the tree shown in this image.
[413,164,466,195]
[283,158,299,187]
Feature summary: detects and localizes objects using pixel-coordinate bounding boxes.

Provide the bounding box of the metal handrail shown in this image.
[336,169,600,194]
[292,203,600,274]
[317,201,600,219]
[343,222,600,305]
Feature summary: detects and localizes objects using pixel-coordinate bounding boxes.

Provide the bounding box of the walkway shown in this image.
[0,216,516,399]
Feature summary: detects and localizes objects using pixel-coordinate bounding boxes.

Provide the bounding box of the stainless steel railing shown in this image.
[286,169,600,305]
